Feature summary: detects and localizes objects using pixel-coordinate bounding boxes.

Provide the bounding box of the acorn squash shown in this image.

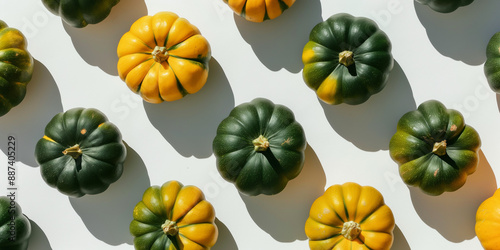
[389,100,481,195]
[130,180,218,250]
[35,108,127,197]
[302,13,393,105]
[222,0,295,22]
[0,196,31,250]
[212,98,307,196]
[117,11,211,103]
[305,182,395,250]
[42,0,120,28]
[0,20,34,117]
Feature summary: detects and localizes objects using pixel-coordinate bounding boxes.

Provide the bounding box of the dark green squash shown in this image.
[0,196,31,250]
[415,0,474,13]
[35,108,127,197]
[42,0,120,28]
[389,100,481,196]
[484,31,500,93]
[212,98,307,196]
[302,13,393,105]
[0,20,34,117]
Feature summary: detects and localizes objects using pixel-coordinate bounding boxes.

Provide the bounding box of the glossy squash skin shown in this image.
[130,180,218,250]
[117,12,211,103]
[484,32,500,93]
[0,20,34,117]
[476,188,500,250]
[389,100,481,196]
[0,197,31,250]
[34,108,127,198]
[415,0,474,13]
[305,182,395,250]
[42,0,119,28]
[212,98,307,196]
[302,13,393,105]
[222,0,295,22]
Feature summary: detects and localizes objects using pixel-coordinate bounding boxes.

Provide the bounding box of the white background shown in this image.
[1,0,500,249]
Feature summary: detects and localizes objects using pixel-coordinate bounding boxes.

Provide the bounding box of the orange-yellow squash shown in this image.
[476,188,500,250]
[130,180,218,250]
[223,0,295,22]
[117,12,211,103]
[305,182,395,250]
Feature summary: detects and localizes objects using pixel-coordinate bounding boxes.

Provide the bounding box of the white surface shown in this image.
[1,0,500,249]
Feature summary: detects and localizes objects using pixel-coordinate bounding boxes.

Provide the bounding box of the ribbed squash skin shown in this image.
[0,197,31,250]
[213,98,307,196]
[484,32,500,93]
[222,0,295,22]
[389,100,481,196]
[130,180,218,250]
[415,0,474,13]
[305,182,395,250]
[35,108,127,197]
[42,0,120,28]
[302,13,393,105]
[476,188,500,250]
[0,20,33,117]
[117,12,211,103]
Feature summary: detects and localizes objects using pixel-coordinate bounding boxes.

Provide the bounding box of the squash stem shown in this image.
[152,46,169,63]
[252,135,270,151]
[161,220,179,236]
[63,144,82,159]
[341,221,361,240]
[339,50,354,67]
[432,140,447,156]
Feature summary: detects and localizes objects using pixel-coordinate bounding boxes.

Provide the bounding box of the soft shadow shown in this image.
[496,94,500,111]
[63,0,147,75]
[27,219,52,250]
[240,144,326,242]
[392,224,410,250]
[410,150,497,242]
[234,0,322,73]
[69,144,150,246]
[0,59,63,167]
[321,61,416,151]
[213,218,238,250]
[414,0,500,65]
[144,58,234,158]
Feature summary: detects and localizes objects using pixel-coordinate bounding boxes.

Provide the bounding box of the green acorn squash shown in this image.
[0,196,31,250]
[212,98,307,196]
[302,13,393,105]
[484,31,500,93]
[34,108,127,197]
[0,20,34,117]
[42,0,120,28]
[415,0,474,13]
[389,100,481,195]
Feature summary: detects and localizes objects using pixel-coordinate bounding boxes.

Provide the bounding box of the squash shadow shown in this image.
[392,224,411,250]
[409,150,497,242]
[0,59,63,167]
[213,218,238,250]
[62,0,148,76]
[414,0,500,65]
[321,61,416,152]
[144,58,235,158]
[69,143,151,246]
[27,219,53,250]
[496,94,500,112]
[234,0,323,73]
[239,144,326,242]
